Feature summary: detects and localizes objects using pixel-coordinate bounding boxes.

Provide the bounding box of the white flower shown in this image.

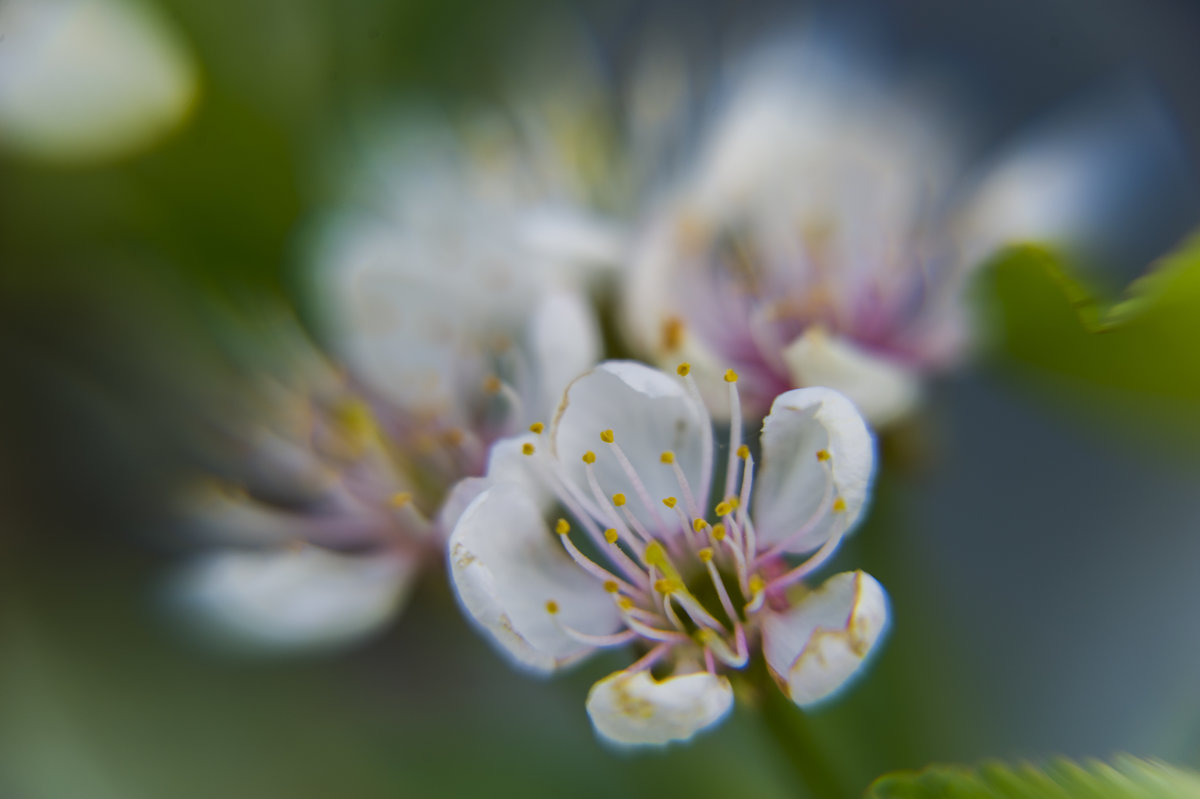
[0,0,197,162]
[172,321,440,654]
[623,39,1167,427]
[448,360,888,746]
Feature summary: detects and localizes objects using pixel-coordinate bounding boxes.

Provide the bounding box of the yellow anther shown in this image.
[604,528,619,544]
[662,496,677,509]
[654,578,682,594]
[676,362,691,377]
[696,628,718,645]
[389,491,413,508]
[692,518,707,533]
[521,442,535,456]
[714,501,732,517]
[529,422,545,434]
[612,493,627,507]
[698,547,714,563]
[617,597,635,611]
[603,580,620,593]
[545,600,559,615]
[555,518,571,535]
[582,451,597,464]
[711,523,727,541]
[662,316,685,352]
[483,376,502,394]
[724,369,739,383]
[832,497,847,513]
[727,496,740,510]
[600,429,615,444]
[816,449,831,462]
[643,541,668,569]
[660,451,675,464]
[749,574,766,594]
[737,444,750,459]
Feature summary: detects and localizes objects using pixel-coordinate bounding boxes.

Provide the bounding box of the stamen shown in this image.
[738,450,757,566]
[703,556,740,625]
[765,523,848,593]
[521,443,535,456]
[724,369,744,501]
[675,364,715,508]
[744,574,767,614]
[606,441,669,531]
[697,628,746,668]
[557,525,643,596]
[582,451,597,464]
[555,624,639,648]
[626,643,670,673]
[582,463,647,553]
[529,422,545,434]
[665,457,701,518]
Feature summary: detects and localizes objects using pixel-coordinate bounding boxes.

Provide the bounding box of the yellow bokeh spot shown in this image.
[545,600,559,615]
[618,597,635,611]
[676,362,691,377]
[660,451,675,464]
[603,580,619,593]
[582,451,596,464]
[555,518,571,535]
[723,369,738,383]
[749,574,766,594]
[389,491,413,508]
[698,547,714,563]
[727,496,740,510]
[521,443,535,456]
[600,429,615,444]
[529,422,545,434]
[612,493,627,507]
[483,376,502,394]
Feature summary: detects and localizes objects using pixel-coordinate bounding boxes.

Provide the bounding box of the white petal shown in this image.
[448,483,622,674]
[586,669,733,746]
[0,0,197,162]
[753,385,875,554]
[551,361,710,533]
[782,327,921,429]
[761,571,889,706]
[518,206,626,274]
[174,547,415,654]
[528,289,602,423]
[436,477,489,536]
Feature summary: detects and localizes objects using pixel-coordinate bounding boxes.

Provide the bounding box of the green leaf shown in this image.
[866,755,1200,799]
[981,233,1200,441]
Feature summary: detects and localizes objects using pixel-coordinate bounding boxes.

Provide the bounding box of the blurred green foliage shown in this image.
[980,233,1200,446]
[867,755,1200,799]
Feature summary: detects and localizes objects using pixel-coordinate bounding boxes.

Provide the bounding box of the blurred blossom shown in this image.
[0,0,198,163]
[173,320,431,653]
[448,361,887,746]
[622,38,1168,427]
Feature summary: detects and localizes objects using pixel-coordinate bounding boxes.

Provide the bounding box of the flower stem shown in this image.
[751,662,852,799]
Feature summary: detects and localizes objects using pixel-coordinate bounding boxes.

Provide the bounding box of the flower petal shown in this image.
[448,482,622,674]
[761,571,888,706]
[0,0,197,163]
[551,361,710,532]
[586,669,733,746]
[174,547,415,654]
[753,385,875,554]
[782,327,921,429]
[528,288,602,423]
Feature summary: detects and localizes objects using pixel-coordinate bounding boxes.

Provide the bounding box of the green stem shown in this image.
[753,665,853,799]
